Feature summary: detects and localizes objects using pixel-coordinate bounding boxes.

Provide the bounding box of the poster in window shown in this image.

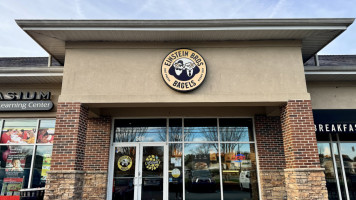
[0,146,27,196]
[1,128,36,145]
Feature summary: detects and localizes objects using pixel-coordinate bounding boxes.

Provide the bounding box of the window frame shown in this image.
[0,118,55,191]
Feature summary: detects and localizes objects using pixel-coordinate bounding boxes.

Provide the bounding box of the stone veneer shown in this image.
[284,168,328,200]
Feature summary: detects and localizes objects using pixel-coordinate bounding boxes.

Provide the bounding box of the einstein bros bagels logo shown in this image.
[118,156,133,171]
[162,49,207,92]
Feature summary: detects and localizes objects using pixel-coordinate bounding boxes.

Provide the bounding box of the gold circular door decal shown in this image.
[145,155,161,171]
[118,156,132,171]
[172,168,181,178]
[161,48,207,92]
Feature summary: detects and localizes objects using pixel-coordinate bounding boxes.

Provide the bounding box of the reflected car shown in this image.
[240,171,251,190]
[187,170,216,192]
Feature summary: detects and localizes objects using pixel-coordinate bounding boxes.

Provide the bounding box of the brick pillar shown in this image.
[82,117,111,200]
[255,115,287,200]
[281,100,328,199]
[44,102,89,200]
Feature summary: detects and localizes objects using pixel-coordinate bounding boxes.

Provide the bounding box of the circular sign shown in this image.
[145,155,161,171]
[172,168,181,178]
[161,48,207,92]
[118,156,132,171]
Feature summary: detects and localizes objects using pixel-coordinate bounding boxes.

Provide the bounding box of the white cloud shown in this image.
[0,0,355,56]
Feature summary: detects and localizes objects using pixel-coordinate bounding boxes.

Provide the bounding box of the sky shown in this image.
[0,0,355,57]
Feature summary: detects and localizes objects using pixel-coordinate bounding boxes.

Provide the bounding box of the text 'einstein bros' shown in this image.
[161,49,207,92]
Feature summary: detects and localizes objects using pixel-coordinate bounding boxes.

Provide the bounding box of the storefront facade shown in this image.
[0,18,355,200]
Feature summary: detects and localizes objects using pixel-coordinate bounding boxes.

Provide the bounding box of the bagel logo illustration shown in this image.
[161,49,207,92]
[145,155,161,171]
[118,156,132,171]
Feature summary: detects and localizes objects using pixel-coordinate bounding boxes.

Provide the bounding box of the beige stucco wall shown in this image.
[0,84,61,118]
[307,81,356,109]
[60,40,309,105]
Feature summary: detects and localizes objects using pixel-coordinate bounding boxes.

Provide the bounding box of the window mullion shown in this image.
[28,119,40,188]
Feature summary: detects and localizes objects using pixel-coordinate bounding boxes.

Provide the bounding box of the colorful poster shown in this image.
[1,128,36,144]
[41,154,51,181]
[37,128,55,144]
[0,178,22,196]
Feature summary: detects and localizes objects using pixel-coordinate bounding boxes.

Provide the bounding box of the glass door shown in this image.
[112,144,139,200]
[138,144,168,200]
[111,144,167,200]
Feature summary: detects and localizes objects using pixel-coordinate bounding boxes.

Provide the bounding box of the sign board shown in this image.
[161,48,207,92]
[0,91,53,112]
[313,109,356,133]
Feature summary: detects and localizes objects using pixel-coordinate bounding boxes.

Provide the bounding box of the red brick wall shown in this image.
[255,115,286,170]
[281,100,320,169]
[51,102,88,171]
[84,117,111,171]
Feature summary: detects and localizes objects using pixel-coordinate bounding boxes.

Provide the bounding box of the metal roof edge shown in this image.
[16,18,355,29]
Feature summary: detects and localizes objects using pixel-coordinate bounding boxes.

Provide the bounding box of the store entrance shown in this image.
[111,144,168,200]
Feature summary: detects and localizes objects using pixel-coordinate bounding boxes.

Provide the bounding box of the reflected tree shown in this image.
[115,127,148,142]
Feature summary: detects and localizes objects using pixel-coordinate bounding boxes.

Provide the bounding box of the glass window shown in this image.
[0,118,55,197]
[37,120,55,144]
[220,143,258,200]
[31,146,53,188]
[169,119,182,142]
[219,118,253,142]
[1,119,37,144]
[169,144,182,200]
[317,143,339,200]
[0,146,33,195]
[184,119,217,142]
[339,143,356,199]
[184,143,221,200]
[114,119,167,142]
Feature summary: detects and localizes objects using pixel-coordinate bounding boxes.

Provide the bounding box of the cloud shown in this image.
[0,0,355,56]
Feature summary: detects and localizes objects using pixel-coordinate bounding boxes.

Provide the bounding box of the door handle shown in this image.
[139,177,142,186]
[134,177,138,186]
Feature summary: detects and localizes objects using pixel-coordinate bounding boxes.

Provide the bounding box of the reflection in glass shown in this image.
[169,144,183,200]
[332,143,348,199]
[1,119,37,144]
[339,143,356,199]
[114,119,167,142]
[184,143,221,200]
[0,146,33,196]
[317,143,339,200]
[184,119,217,142]
[219,118,253,142]
[169,119,182,142]
[220,143,258,200]
[142,146,164,200]
[32,146,53,188]
[37,120,55,144]
[113,147,136,200]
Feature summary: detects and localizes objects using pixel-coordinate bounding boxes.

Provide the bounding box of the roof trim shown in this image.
[16,18,355,65]
[16,18,355,27]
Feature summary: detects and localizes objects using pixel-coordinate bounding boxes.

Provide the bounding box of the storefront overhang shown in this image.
[16,18,354,65]
[0,66,63,84]
[305,65,356,81]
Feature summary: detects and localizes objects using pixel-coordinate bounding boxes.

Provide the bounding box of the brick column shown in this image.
[255,115,287,200]
[44,102,89,200]
[281,100,328,199]
[82,117,111,200]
